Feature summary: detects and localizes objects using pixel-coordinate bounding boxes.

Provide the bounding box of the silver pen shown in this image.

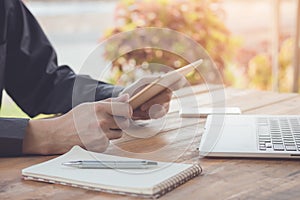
[62,160,158,169]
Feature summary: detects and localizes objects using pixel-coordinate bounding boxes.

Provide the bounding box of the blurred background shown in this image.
[1,0,298,117]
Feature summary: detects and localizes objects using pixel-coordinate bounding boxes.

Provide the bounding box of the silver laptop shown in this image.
[199,115,300,158]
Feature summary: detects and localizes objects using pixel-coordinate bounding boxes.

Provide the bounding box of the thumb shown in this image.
[101,94,132,117]
[114,94,130,102]
[104,94,130,103]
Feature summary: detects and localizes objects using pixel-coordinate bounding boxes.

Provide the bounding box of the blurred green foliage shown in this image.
[0,100,55,119]
[242,38,294,92]
[0,102,28,118]
[103,0,240,86]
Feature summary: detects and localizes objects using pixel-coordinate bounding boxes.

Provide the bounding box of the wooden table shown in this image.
[1,85,300,200]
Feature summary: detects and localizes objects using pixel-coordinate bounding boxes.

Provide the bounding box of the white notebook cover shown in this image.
[22,146,202,198]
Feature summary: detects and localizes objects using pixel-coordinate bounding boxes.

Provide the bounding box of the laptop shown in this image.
[199,115,300,158]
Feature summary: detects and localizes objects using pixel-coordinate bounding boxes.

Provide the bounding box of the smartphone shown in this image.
[129,59,203,110]
[179,107,241,118]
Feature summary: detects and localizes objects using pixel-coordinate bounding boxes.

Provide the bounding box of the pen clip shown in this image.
[62,161,82,166]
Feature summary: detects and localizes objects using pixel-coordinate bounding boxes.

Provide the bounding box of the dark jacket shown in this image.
[0,0,122,156]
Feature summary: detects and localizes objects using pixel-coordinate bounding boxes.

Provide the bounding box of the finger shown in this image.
[163,102,170,113]
[104,93,129,103]
[148,104,168,119]
[132,109,150,120]
[98,95,133,118]
[132,102,169,120]
[98,117,124,140]
[105,128,123,140]
[100,123,122,140]
[99,115,130,130]
[113,116,130,130]
[153,102,169,119]
[140,89,172,111]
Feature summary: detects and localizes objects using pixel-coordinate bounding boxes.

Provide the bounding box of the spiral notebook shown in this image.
[22,146,202,198]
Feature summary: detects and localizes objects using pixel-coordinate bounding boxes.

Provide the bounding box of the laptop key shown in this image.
[284,142,296,146]
[285,145,297,151]
[273,144,285,151]
[258,126,269,135]
[259,137,271,141]
[259,146,266,151]
[265,143,272,148]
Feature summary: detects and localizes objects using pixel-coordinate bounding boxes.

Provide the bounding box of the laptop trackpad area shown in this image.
[206,125,257,153]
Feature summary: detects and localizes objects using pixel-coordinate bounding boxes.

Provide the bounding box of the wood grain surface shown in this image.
[1,85,300,200]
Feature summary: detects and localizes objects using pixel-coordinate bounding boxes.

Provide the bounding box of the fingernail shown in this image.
[141,104,147,111]
[129,107,133,116]
[118,94,129,102]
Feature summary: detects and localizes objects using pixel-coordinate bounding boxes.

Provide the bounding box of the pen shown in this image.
[62,160,158,169]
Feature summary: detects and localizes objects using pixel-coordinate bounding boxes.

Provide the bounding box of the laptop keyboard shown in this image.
[257,117,300,151]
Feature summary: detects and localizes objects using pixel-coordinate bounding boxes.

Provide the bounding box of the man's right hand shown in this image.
[22,94,132,155]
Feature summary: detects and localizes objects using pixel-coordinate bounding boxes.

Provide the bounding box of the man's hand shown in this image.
[22,95,132,155]
[121,75,187,120]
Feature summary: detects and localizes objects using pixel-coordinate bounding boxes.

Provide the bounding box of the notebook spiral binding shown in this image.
[23,164,202,199]
[152,164,202,198]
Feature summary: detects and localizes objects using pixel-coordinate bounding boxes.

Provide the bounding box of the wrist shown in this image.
[23,118,56,155]
[22,115,82,155]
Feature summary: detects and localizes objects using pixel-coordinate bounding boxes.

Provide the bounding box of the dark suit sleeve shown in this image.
[0,118,29,157]
[0,0,123,157]
[5,0,123,117]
